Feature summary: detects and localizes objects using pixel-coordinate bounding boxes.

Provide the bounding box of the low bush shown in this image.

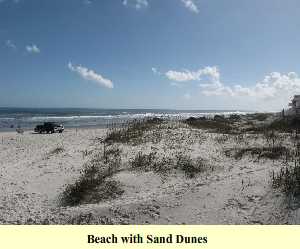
[131,151,158,171]
[176,154,207,178]
[130,151,172,174]
[60,147,122,207]
[227,146,290,160]
[105,118,163,144]
[184,117,234,134]
[49,146,64,154]
[272,164,300,198]
[130,151,207,177]
[251,113,271,121]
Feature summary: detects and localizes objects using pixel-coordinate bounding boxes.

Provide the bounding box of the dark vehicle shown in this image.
[34,122,64,134]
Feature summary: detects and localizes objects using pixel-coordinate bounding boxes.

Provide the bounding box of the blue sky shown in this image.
[1,0,300,111]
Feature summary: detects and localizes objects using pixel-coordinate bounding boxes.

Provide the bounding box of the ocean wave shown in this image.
[0,111,251,121]
[0,110,253,130]
[28,111,249,120]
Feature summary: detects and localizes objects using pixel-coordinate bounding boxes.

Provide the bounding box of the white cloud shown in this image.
[181,0,199,13]
[166,70,198,82]
[165,66,300,110]
[26,44,40,54]
[5,40,16,50]
[123,0,148,9]
[199,71,300,101]
[165,66,220,83]
[199,70,300,110]
[68,62,114,89]
[151,67,161,75]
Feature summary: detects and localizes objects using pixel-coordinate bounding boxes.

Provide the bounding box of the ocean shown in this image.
[0,108,250,131]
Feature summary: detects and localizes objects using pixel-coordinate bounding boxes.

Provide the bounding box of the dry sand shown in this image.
[0,123,299,224]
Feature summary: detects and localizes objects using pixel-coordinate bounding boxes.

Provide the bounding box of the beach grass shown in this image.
[60,146,123,206]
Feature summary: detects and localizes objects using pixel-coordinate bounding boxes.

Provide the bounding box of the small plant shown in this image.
[60,163,114,206]
[82,149,93,158]
[272,164,300,198]
[103,146,122,164]
[69,213,114,225]
[184,117,234,134]
[131,151,158,171]
[105,118,163,144]
[60,146,122,207]
[227,146,290,161]
[176,154,206,178]
[81,180,124,204]
[251,113,270,121]
[214,134,230,144]
[229,114,241,121]
[49,146,64,155]
[130,151,173,174]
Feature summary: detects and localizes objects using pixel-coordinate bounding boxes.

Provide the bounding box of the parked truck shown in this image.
[34,122,64,134]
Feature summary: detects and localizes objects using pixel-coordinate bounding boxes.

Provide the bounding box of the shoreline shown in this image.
[0,110,266,134]
[0,125,107,134]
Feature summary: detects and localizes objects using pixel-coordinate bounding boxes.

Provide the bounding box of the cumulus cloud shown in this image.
[181,0,199,13]
[5,40,16,50]
[68,62,114,89]
[26,44,40,54]
[165,66,220,83]
[165,66,300,109]
[199,70,300,110]
[123,0,148,9]
[200,71,300,101]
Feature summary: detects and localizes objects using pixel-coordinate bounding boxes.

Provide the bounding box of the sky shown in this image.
[1,0,300,111]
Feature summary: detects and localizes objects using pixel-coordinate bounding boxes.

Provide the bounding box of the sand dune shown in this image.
[0,118,299,224]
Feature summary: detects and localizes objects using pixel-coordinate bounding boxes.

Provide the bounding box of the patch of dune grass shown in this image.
[248,113,271,121]
[68,213,114,225]
[244,117,300,134]
[130,151,208,178]
[131,151,158,171]
[184,117,234,134]
[60,147,123,207]
[130,151,172,174]
[105,118,163,144]
[175,154,207,178]
[272,164,300,199]
[226,146,290,161]
[49,146,64,155]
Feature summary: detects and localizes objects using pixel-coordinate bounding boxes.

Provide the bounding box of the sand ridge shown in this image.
[0,121,298,224]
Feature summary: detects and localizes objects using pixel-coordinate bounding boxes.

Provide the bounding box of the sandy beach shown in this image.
[1,115,299,224]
